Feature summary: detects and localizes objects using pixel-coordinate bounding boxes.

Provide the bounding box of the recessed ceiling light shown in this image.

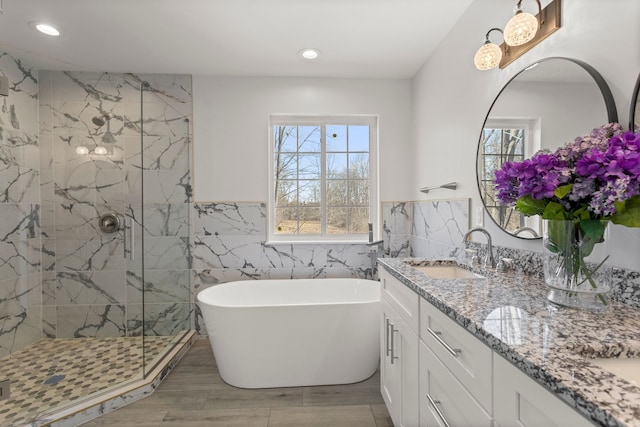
[30,22,60,36]
[299,48,320,60]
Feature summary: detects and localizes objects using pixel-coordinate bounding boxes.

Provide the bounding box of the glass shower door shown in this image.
[136,77,192,375]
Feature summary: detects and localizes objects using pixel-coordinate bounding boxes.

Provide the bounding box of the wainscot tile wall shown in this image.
[0,53,42,358]
[382,199,471,259]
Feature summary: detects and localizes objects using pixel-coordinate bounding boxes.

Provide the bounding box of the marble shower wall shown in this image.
[39,71,192,338]
[0,53,42,357]
[382,199,470,260]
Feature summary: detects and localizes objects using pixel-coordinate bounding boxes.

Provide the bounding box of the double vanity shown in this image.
[378,257,640,427]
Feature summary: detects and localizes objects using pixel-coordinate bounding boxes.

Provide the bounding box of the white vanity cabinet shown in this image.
[380,269,420,427]
[379,266,597,427]
[493,355,594,427]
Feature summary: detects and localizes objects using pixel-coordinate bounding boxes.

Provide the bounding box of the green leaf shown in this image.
[554,184,573,199]
[572,206,591,221]
[578,219,607,257]
[542,201,568,220]
[515,196,547,217]
[611,196,640,227]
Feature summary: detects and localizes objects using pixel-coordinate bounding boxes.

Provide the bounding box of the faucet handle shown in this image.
[464,249,479,265]
[496,257,514,271]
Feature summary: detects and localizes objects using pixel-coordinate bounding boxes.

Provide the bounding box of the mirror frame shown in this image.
[476,56,619,240]
[630,71,640,131]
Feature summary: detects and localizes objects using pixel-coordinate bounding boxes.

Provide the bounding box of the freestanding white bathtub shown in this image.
[197,278,380,389]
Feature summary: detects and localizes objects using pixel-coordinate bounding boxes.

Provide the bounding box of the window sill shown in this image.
[265,240,371,246]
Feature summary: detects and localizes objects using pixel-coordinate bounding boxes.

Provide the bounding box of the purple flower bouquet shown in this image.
[494,123,640,309]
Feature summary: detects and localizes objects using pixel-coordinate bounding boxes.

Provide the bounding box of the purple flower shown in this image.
[492,123,640,220]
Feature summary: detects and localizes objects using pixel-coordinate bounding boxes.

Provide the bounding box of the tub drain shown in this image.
[44,374,65,385]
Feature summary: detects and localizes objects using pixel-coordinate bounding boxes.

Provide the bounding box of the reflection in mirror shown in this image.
[631,71,640,132]
[477,58,617,239]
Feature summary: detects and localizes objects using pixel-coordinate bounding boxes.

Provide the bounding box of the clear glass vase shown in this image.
[542,219,612,311]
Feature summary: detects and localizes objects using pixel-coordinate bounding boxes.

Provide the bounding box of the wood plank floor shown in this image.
[83,339,393,427]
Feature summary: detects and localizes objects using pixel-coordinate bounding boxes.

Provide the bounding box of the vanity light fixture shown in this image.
[475,0,561,70]
[474,28,504,71]
[30,22,60,36]
[299,48,321,60]
[503,0,541,47]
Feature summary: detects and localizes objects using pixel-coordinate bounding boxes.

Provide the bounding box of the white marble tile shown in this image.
[56,304,126,338]
[192,202,266,236]
[126,269,190,304]
[192,235,264,269]
[265,243,327,269]
[56,270,126,305]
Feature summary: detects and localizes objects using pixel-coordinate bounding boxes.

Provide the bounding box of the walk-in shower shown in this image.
[0,66,193,426]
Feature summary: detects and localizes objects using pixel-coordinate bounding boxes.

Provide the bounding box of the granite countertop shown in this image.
[378,257,640,427]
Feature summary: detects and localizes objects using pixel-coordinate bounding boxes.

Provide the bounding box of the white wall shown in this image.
[411,0,640,268]
[192,77,412,204]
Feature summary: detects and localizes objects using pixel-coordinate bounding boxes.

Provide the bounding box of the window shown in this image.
[269,115,378,242]
[481,118,540,231]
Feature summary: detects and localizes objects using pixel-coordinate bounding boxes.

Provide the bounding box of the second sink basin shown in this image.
[589,358,640,386]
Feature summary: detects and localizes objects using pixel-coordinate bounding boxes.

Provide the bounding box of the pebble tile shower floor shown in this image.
[0,336,175,426]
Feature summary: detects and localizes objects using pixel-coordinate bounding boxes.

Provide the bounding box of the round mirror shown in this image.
[476,57,618,239]
[630,71,640,132]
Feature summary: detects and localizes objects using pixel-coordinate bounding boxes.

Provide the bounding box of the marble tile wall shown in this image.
[0,53,42,358]
[382,199,470,260]
[39,71,192,339]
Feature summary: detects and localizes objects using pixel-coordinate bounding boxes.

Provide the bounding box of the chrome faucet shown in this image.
[463,227,495,268]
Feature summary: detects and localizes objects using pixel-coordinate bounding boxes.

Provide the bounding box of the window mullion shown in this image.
[320,123,327,236]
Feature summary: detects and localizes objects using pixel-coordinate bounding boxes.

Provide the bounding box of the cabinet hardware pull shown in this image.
[427,394,452,427]
[427,327,461,357]
[385,318,392,357]
[390,324,399,364]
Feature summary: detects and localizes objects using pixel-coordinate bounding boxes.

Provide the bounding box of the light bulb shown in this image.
[504,11,538,46]
[94,146,108,155]
[76,146,89,155]
[474,42,503,70]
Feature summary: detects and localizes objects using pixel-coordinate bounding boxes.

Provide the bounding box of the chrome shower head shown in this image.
[92,113,113,127]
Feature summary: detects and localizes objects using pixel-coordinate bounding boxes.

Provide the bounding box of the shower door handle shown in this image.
[124,218,135,261]
[129,219,135,261]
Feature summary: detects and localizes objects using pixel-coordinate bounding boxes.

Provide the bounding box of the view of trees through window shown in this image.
[273,122,371,236]
[480,127,526,230]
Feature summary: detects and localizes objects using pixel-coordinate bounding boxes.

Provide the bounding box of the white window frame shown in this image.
[268,114,379,243]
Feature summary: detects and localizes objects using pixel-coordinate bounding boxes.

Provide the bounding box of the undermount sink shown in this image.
[404,260,484,280]
[589,358,640,386]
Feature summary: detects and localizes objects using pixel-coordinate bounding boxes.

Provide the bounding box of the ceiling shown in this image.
[0,0,473,79]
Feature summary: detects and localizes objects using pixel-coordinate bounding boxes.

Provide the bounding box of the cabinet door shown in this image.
[381,299,419,427]
[419,341,492,427]
[494,355,595,427]
[381,300,401,422]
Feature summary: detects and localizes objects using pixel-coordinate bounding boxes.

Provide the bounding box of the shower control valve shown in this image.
[99,212,121,233]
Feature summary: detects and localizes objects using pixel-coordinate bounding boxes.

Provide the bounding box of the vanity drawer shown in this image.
[419,341,492,427]
[379,269,419,334]
[420,298,492,412]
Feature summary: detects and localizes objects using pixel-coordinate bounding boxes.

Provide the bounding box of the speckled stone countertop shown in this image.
[378,257,640,427]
